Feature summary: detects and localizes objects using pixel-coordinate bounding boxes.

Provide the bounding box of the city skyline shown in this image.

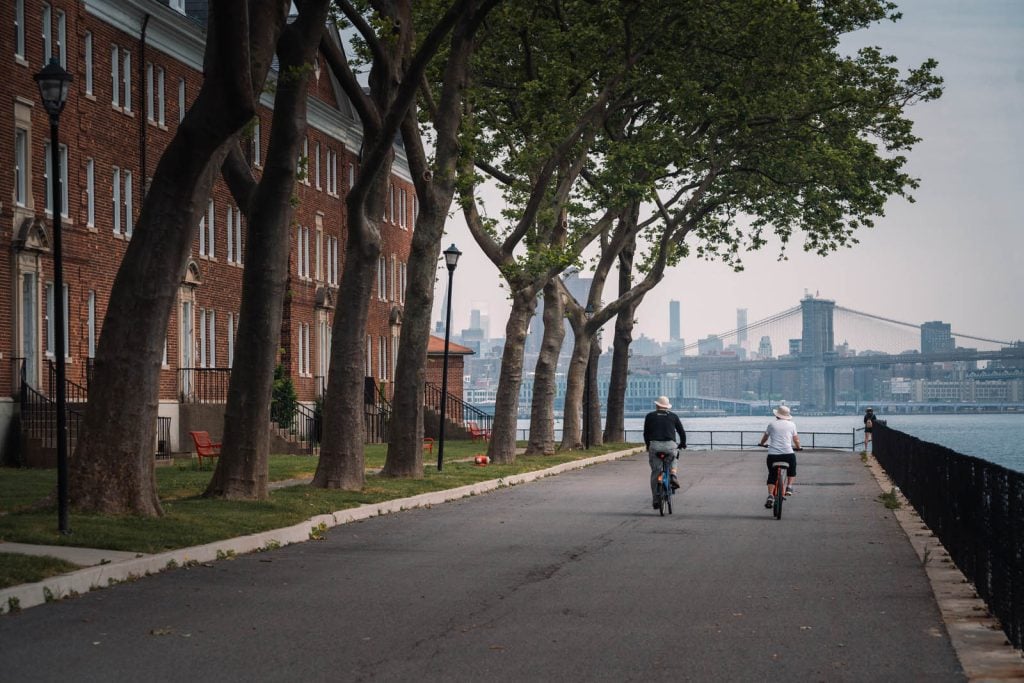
[432,0,1024,348]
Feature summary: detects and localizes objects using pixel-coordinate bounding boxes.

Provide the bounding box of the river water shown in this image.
[519,413,1024,473]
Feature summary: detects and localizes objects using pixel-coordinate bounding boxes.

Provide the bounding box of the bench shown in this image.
[467,421,491,442]
[189,430,222,468]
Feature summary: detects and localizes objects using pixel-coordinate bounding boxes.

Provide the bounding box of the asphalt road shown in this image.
[2,450,963,682]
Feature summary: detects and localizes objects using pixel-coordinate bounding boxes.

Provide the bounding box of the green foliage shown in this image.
[0,553,81,590]
[879,487,902,510]
[271,364,298,430]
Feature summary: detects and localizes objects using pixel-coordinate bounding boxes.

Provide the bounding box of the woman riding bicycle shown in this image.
[758,404,800,509]
[644,396,686,509]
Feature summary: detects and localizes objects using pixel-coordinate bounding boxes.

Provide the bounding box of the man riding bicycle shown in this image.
[644,396,686,509]
[759,404,800,509]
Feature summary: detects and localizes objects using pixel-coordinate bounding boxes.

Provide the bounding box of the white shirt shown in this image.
[764,419,798,454]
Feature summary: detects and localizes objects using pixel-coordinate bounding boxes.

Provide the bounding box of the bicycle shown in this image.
[760,445,800,520]
[654,450,674,516]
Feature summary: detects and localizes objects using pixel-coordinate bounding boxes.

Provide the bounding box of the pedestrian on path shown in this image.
[643,396,686,509]
[863,407,877,451]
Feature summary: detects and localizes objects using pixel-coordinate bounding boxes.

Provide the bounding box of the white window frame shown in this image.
[315,225,323,281]
[226,206,234,262]
[199,308,207,368]
[206,199,215,258]
[15,128,28,207]
[379,335,387,380]
[111,45,120,107]
[157,67,165,125]
[43,141,68,218]
[208,310,216,369]
[327,236,338,285]
[390,254,397,302]
[366,336,372,377]
[198,212,206,255]
[178,78,186,123]
[122,49,132,112]
[112,166,121,234]
[56,9,65,67]
[87,291,96,358]
[314,143,321,190]
[302,138,310,185]
[84,32,93,95]
[15,0,25,59]
[124,170,133,236]
[227,313,235,367]
[146,62,154,121]
[169,0,185,13]
[42,3,51,63]
[86,158,95,226]
[252,120,261,166]
[348,163,355,191]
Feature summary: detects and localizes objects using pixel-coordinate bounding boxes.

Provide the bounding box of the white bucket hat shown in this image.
[773,405,792,420]
[654,396,672,410]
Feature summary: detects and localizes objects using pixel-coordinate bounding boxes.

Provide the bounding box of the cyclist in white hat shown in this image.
[758,404,801,508]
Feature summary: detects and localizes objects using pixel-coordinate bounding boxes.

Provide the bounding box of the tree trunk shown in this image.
[487,292,537,464]
[604,237,637,443]
[205,1,328,499]
[586,334,603,447]
[70,1,288,515]
[559,330,591,451]
[525,281,564,455]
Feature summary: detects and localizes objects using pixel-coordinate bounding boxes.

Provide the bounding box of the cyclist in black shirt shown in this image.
[643,396,686,509]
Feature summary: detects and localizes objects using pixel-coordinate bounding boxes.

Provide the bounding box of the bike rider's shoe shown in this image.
[764,495,775,509]
[785,486,795,496]
[670,474,680,491]
[652,499,660,509]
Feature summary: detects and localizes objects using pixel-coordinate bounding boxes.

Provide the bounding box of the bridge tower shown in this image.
[800,295,836,410]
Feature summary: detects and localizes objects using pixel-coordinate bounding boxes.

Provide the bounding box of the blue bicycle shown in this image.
[655,450,674,516]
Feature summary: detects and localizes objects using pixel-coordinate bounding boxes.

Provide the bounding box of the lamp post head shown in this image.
[584,303,595,321]
[443,243,461,271]
[34,58,73,119]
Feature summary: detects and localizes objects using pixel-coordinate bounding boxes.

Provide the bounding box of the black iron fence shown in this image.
[424,382,493,435]
[179,367,232,403]
[514,428,860,450]
[873,423,1024,650]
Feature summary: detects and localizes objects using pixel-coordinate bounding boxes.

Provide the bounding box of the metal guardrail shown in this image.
[513,428,861,450]
[424,382,493,434]
[873,423,1024,650]
[178,367,232,403]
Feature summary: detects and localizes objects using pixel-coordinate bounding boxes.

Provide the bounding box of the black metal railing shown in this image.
[179,367,232,403]
[46,359,88,404]
[20,381,84,457]
[512,427,859,450]
[270,401,321,455]
[874,423,1024,650]
[424,382,493,435]
[156,416,172,461]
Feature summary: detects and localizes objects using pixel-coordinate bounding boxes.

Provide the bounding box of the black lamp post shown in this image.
[437,244,461,471]
[583,304,594,449]
[35,58,73,534]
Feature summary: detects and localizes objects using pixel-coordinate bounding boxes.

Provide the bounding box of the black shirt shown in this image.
[644,410,686,449]
[864,412,876,431]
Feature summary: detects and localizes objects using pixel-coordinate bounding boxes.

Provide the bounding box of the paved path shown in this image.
[1,450,963,681]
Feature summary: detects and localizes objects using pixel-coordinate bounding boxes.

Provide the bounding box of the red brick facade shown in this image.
[1,0,416,451]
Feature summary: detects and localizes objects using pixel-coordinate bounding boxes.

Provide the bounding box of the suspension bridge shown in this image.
[649,295,1024,412]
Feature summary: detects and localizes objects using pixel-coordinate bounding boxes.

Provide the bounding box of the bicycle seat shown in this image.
[771,461,791,468]
[656,451,672,459]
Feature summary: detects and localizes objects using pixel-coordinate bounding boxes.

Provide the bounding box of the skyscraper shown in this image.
[758,335,773,359]
[669,300,681,341]
[921,321,954,354]
[736,308,748,347]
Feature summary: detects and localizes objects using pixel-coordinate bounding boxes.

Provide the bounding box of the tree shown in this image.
[313,0,479,488]
[70,1,292,515]
[205,0,330,500]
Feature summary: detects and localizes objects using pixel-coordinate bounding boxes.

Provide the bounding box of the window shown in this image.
[366,337,372,377]
[122,50,132,112]
[399,262,406,304]
[156,67,165,125]
[348,163,355,191]
[44,141,68,217]
[198,308,207,367]
[86,158,95,226]
[301,138,309,185]
[198,211,205,254]
[208,310,216,368]
[326,148,337,195]
[169,0,185,14]
[111,46,119,107]
[390,254,397,302]
[198,308,216,368]
[251,120,261,165]
[41,3,50,62]
[327,236,338,285]
[317,318,331,379]
[45,282,69,358]
[315,224,322,281]
[298,323,310,376]
[15,129,28,207]
[87,291,96,358]
[123,170,133,236]
[377,256,386,300]
[205,199,215,257]
[15,0,25,59]
[56,9,65,67]
[389,184,395,224]
[314,143,321,189]
[392,334,399,380]
[379,335,387,380]
[84,32,93,95]
[399,188,407,227]
[112,167,121,234]
[146,63,154,121]
[227,313,234,367]
[178,78,186,123]
[296,225,310,278]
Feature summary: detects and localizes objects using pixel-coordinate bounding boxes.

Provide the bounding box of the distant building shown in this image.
[669,300,681,341]
[758,335,773,359]
[736,308,748,347]
[698,335,724,355]
[921,321,955,354]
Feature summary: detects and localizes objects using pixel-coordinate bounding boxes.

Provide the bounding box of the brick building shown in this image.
[1,0,426,456]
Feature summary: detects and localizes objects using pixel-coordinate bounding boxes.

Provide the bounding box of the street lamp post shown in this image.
[583,304,594,449]
[35,58,73,534]
[437,244,461,471]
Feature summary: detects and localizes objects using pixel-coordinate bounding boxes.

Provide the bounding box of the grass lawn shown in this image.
[0,441,634,560]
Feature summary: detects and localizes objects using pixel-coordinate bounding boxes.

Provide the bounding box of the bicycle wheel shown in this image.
[659,487,667,516]
[666,489,673,515]
[773,469,785,520]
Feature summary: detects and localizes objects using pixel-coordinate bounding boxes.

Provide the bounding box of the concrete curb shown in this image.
[0,447,643,615]
[865,453,1024,680]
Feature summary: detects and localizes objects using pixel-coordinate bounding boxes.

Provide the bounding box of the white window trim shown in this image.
[112,166,121,234]
[87,291,96,358]
[122,50,132,112]
[14,128,28,207]
[124,170,133,236]
[15,0,25,59]
[84,32,93,95]
[111,45,120,108]
[86,158,95,227]
[178,79,186,123]
[42,3,51,63]
[206,199,215,258]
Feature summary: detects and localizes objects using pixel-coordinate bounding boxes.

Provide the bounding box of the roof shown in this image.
[427,336,475,356]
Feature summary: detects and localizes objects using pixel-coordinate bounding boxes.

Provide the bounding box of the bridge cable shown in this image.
[834,306,1012,346]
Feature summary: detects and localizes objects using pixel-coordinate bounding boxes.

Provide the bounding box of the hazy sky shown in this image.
[432,0,1024,348]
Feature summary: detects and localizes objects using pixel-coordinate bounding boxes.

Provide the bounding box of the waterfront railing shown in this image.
[873,423,1024,650]
[515,428,861,451]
